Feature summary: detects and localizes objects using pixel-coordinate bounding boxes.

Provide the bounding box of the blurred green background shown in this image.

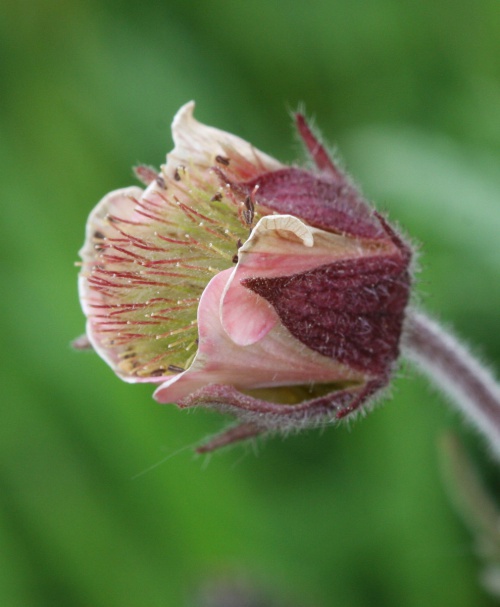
[1,1,500,605]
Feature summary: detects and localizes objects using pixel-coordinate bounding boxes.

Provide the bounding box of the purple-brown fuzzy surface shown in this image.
[244,252,411,376]
[242,168,386,239]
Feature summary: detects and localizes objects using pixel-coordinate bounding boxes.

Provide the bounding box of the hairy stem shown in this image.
[404,310,500,456]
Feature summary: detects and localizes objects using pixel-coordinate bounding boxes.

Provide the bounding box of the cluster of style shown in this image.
[77,102,415,451]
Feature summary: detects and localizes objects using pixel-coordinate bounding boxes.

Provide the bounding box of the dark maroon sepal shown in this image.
[242,168,386,239]
[196,422,263,453]
[178,380,386,437]
[244,253,411,376]
[295,112,342,178]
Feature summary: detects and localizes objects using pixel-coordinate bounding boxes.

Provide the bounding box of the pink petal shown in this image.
[153,268,363,404]
[221,214,396,346]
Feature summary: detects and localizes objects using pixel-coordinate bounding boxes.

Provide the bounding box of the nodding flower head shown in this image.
[77,102,413,451]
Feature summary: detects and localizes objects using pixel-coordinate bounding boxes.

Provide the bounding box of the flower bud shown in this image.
[77,102,413,450]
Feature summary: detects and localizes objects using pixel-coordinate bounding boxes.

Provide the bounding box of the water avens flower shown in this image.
[77,102,500,454]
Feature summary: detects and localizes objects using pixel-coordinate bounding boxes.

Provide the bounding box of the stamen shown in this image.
[243,196,255,226]
[174,165,185,181]
[107,213,145,226]
[177,201,222,226]
[132,195,169,215]
[149,368,167,376]
[215,155,230,166]
[168,336,196,349]
[133,165,159,186]
[134,209,172,224]
[156,323,198,340]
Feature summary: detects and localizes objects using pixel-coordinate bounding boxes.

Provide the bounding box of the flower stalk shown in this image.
[405,310,500,456]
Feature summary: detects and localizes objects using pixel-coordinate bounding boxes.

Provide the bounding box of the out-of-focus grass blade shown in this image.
[347,127,500,270]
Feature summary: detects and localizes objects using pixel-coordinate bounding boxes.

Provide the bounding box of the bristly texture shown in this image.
[78,102,414,451]
[405,311,500,458]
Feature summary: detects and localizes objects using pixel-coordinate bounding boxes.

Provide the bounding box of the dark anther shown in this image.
[174,166,185,181]
[232,254,239,264]
[215,155,230,166]
[244,196,254,212]
[94,232,106,251]
[243,196,255,225]
[167,364,185,373]
[236,238,242,249]
[210,192,223,202]
[156,175,166,189]
[150,367,166,377]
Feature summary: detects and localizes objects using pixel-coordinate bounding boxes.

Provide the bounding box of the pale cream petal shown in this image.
[162,101,283,181]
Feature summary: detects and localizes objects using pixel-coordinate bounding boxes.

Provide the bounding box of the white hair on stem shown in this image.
[404,309,500,457]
